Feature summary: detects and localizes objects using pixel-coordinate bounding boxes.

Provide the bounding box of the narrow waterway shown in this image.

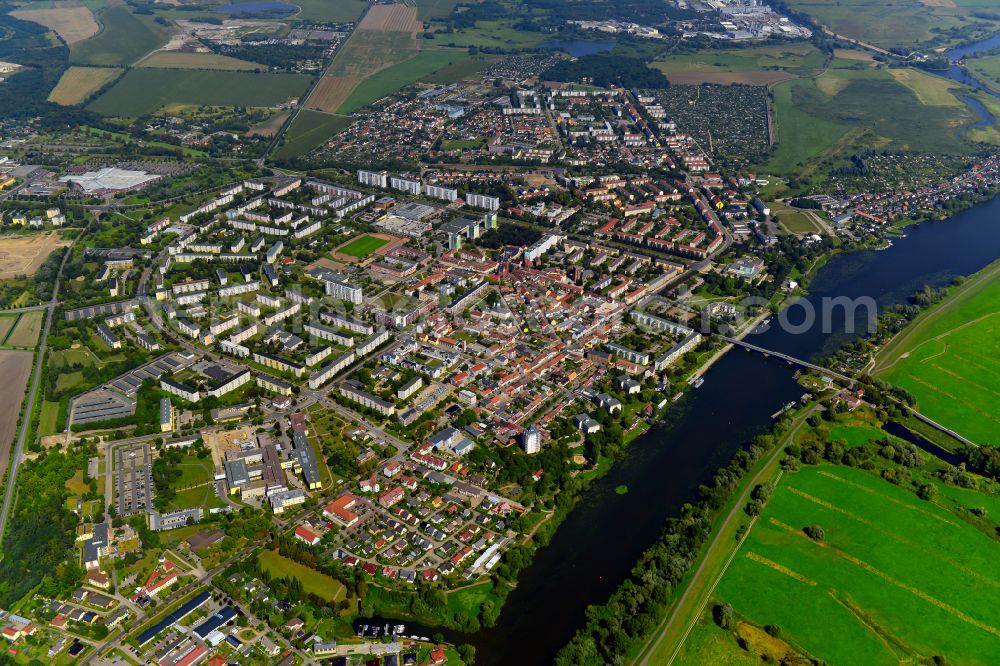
[369,196,1000,664]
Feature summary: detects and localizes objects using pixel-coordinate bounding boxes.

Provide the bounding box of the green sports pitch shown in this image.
[338,235,390,258]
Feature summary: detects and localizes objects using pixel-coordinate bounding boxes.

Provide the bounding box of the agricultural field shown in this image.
[416,0,460,20]
[257,550,348,602]
[306,3,422,113]
[292,0,368,22]
[337,48,469,113]
[7,311,43,347]
[9,4,98,44]
[874,260,1000,444]
[271,110,354,160]
[420,54,499,84]
[48,65,121,105]
[0,232,70,279]
[337,234,390,259]
[137,51,266,71]
[784,0,1000,50]
[88,69,312,117]
[701,464,1000,665]
[70,5,169,66]
[0,351,33,484]
[764,66,988,178]
[652,43,827,86]
[0,315,18,345]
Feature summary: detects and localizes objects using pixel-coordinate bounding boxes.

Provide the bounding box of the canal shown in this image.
[372,196,1000,664]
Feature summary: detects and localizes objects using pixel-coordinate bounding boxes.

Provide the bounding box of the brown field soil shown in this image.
[308,256,348,272]
[833,48,875,61]
[0,233,70,279]
[48,66,121,105]
[8,311,44,347]
[307,75,362,113]
[247,110,290,137]
[921,0,956,7]
[330,232,404,263]
[306,3,421,112]
[664,70,795,86]
[138,51,265,71]
[358,3,420,32]
[10,5,98,44]
[0,351,34,480]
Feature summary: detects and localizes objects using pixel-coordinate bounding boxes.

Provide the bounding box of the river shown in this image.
[368,197,1000,663]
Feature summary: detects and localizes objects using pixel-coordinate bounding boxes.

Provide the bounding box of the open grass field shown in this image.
[10,4,98,44]
[784,0,997,50]
[966,54,1000,88]
[706,464,1000,664]
[416,0,460,20]
[424,19,546,50]
[337,234,390,258]
[0,351,33,487]
[337,48,468,113]
[307,3,422,113]
[70,6,169,66]
[257,550,347,602]
[88,69,312,117]
[48,65,121,105]
[165,484,224,512]
[764,67,987,177]
[0,315,18,345]
[137,51,265,71]
[0,232,70,279]
[874,259,1000,444]
[7,311,43,347]
[291,0,367,22]
[39,400,60,437]
[271,110,354,159]
[421,54,498,84]
[652,43,825,86]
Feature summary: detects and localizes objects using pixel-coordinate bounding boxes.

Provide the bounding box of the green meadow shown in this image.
[88,69,312,117]
[70,6,168,66]
[272,110,355,160]
[711,465,1000,664]
[337,49,469,114]
[338,234,389,258]
[876,261,1000,444]
[257,550,347,602]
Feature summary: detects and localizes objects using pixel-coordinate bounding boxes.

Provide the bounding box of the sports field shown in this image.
[307,3,422,113]
[10,5,98,44]
[874,260,1000,444]
[48,66,121,105]
[70,6,169,66]
[138,51,265,71]
[88,69,312,117]
[257,550,347,602]
[271,110,354,160]
[336,234,390,259]
[695,465,1000,665]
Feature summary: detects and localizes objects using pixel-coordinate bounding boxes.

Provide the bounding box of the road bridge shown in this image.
[721,336,857,386]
